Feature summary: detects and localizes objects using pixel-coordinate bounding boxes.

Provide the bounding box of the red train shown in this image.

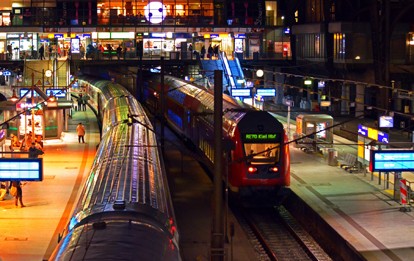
[145,75,290,199]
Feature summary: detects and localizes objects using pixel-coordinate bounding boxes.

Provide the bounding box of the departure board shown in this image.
[371,150,414,172]
[0,158,43,181]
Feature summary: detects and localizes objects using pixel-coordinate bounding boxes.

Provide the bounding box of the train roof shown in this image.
[296,114,334,121]
[164,75,255,123]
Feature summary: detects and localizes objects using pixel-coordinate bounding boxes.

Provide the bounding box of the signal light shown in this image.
[247,166,257,173]
[269,167,279,172]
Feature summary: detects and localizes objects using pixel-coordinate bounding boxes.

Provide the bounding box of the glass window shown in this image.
[244,142,280,164]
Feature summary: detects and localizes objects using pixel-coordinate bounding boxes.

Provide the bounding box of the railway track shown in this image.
[234,205,332,261]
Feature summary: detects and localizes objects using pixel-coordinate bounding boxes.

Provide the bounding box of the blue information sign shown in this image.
[358,124,389,144]
[371,150,414,172]
[231,88,251,97]
[0,158,43,181]
[256,88,276,97]
[357,124,368,136]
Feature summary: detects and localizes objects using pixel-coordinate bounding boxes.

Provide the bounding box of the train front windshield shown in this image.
[244,143,280,164]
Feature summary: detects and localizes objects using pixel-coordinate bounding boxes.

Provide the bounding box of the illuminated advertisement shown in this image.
[235,38,243,53]
[0,158,43,181]
[19,114,43,136]
[46,89,67,98]
[316,122,327,139]
[379,116,394,128]
[371,150,414,172]
[71,38,80,54]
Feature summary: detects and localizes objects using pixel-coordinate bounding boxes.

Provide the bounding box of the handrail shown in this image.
[220,52,236,89]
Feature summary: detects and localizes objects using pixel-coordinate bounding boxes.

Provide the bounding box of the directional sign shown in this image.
[256,88,276,97]
[377,131,389,144]
[231,88,251,97]
[358,124,388,144]
[358,124,368,136]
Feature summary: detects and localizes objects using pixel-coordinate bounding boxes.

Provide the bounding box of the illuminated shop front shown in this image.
[142,32,192,57]
[92,31,136,58]
[2,87,71,141]
[6,33,37,60]
[96,0,214,26]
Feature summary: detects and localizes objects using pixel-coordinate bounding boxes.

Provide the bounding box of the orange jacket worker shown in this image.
[76,123,86,143]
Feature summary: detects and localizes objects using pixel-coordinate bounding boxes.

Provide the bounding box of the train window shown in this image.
[244,143,280,163]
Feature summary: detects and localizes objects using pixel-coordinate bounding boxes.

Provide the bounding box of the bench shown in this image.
[297,137,317,153]
[337,153,360,173]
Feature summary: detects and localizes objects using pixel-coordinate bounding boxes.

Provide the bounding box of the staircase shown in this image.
[198,52,244,92]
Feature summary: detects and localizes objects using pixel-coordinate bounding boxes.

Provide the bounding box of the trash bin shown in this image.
[328,148,337,166]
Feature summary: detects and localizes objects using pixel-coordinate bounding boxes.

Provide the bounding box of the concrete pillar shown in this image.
[341,84,350,115]
[355,84,365,118]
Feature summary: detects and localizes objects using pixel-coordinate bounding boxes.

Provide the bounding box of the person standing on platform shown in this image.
[10,181,24,208]
[28,142,44,158]
[76,123,86,143]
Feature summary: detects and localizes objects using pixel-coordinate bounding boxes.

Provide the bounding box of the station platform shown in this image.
[0,108,100,261]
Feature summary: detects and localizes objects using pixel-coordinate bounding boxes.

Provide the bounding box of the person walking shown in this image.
[116,45,122,60]
[76,123,86,143]
[77,96,83,111]
[7,44,12,60]
[81,95,87,111]
[28,142,44,158]
[80,44,85,59]
[10,181,24,207]
[107,44,113,60]
[208,44,213,59]
[200,46,206,59]
[39,44,45,60]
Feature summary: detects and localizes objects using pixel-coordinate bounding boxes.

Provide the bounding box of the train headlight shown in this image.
[269,166,279,173]
[248,166,258,173]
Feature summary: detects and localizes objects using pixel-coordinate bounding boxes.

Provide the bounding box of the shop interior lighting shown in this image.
[304,79,312,85]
